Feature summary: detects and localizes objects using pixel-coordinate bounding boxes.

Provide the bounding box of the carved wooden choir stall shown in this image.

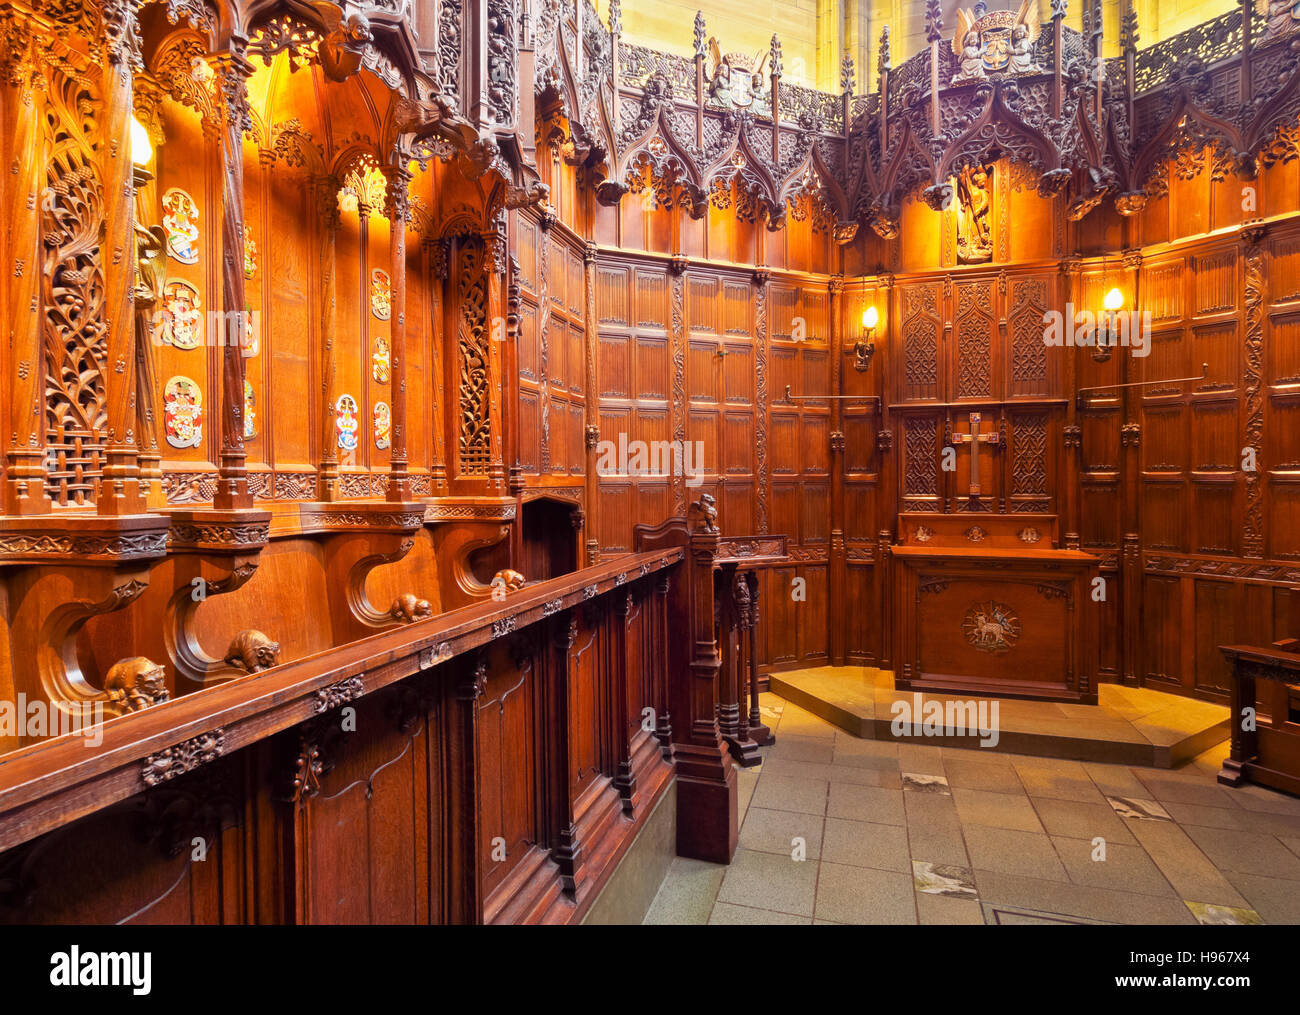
[1,0,1300,923]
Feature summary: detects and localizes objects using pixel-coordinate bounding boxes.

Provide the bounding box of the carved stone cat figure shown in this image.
[224,630,281,673]
[105,657,170,713]
[390,593,433,624]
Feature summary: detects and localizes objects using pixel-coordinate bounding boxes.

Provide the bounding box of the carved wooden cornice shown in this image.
[535,0,1300,235]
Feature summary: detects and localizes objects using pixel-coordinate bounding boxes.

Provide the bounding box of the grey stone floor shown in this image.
[644,694,1300,925]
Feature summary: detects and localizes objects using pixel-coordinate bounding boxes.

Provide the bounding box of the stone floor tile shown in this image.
[813,862,917,924]
[820,817,911,873]
[715,848,819,917]
[962,826,1068,880]
[827,783,907,825]
[952,787,1044,833]
[737,807,824,860]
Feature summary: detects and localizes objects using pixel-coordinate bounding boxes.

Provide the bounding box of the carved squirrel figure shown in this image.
[224,630,281,673]
[105,657,170,713]
[390,593,433,624]
[491,569,527,592]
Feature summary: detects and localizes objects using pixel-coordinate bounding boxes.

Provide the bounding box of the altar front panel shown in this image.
[893,546,1098,704]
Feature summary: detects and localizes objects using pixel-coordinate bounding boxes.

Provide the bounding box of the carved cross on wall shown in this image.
[949,411,1000,496]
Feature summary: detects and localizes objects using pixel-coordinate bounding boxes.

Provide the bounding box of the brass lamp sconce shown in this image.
[1094,286,1123,363]
[847,305,878,372]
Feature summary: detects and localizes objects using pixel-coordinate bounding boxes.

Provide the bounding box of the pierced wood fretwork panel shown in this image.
[456,236,492,476]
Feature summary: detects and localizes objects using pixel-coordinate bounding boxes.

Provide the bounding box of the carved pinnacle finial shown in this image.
[924,0,943,43]
[770,34,783,78]
[1051,0,1068,20]
[693,11,706,58]
[840,49,855,94]
[1121,5,1138,51]
[609,0,621,36]
[878,25,891,76]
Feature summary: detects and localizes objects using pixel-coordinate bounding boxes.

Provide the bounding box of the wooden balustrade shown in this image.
[0,513,742,924]
[1219,640,1300,797]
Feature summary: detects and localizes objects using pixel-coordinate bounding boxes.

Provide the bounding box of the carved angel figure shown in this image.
[1265,0,1300,39]
[106,657,170,712]
[1007,24,1042,73]
[953,30,987,83]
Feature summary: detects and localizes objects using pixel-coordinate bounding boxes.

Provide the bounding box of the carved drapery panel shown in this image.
[457,236,492,475]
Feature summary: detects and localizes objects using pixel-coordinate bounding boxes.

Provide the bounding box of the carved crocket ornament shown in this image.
[106,657,170,712]
[225,630,282,673]
[390,593,433,624]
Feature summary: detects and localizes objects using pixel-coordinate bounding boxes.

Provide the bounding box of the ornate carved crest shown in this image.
[160,281,203,349]
[161,187,201,263]
[952,0,1042,83]
[335,394,359,452]
[706,38,770,114]
[163,376,203,449]
[370,268,391,320]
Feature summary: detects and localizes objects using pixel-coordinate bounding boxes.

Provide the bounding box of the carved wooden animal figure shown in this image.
[390,593,433,624]
[692,493,719,533]
[492,569,527,591]
[225,630,281,673]
[105,657,169,712]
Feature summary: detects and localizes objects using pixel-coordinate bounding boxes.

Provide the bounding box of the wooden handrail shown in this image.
[0,547,684,852]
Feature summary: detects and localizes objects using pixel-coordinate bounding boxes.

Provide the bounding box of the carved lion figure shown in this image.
[391,593,433,624]
[105,657,170,713]
[224,630,281,673]
[692,493,719,533]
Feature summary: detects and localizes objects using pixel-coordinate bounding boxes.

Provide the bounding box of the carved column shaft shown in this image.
[828,276,847,665]
[133,165,165,508]
[99,41,145,515]
[213,49,254,510]
[3,52,49,514]
[484,219,507,492]
[583,242,600,565]
[384,163,411,501]
[316,176,341,500]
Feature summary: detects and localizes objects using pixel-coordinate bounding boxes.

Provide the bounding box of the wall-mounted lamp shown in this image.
[130,114,153,167]
[847,305,878,372]
[1096,286,1124,362]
